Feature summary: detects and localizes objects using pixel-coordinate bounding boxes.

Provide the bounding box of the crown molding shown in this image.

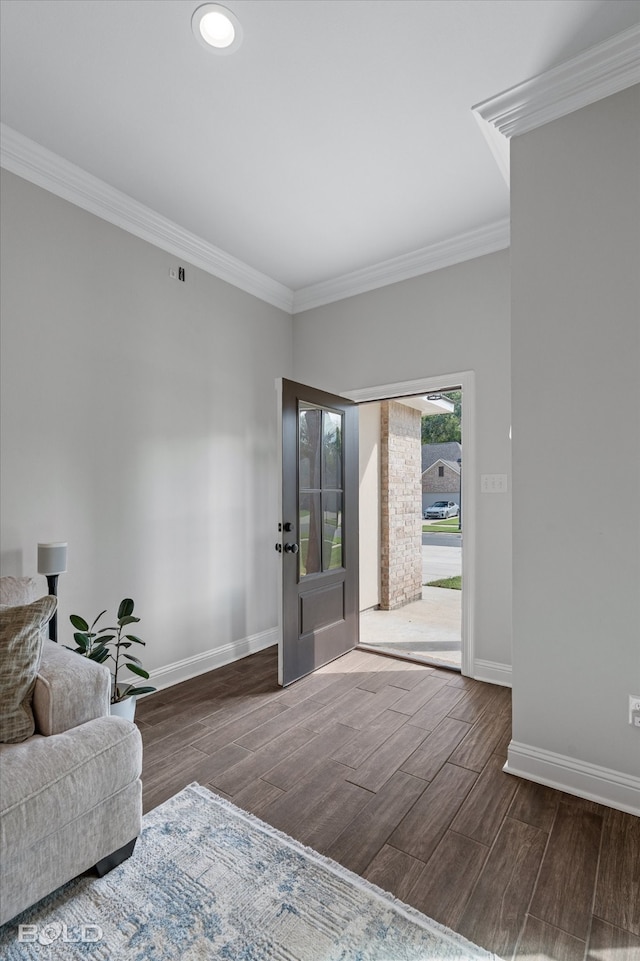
[473,24,640,143]
[0,124,295,313]
[2,27,638,317]
[3,123,507,316]
[473,111,511,186]
[292,219,510,314]
[2,122,508,316]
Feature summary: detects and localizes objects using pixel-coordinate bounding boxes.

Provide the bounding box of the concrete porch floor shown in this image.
[359,544,462,669]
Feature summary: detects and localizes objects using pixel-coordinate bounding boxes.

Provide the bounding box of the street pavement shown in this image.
[423,532,462,548]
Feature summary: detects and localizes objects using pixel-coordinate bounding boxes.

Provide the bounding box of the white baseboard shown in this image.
[472,659,512,687]
[148,628,278,693]
[505,740,640,816]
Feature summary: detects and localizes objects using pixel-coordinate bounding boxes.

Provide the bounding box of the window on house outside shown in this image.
[438,466,444,477]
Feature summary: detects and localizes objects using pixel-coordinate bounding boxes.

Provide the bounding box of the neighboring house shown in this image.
[421,443,461,512]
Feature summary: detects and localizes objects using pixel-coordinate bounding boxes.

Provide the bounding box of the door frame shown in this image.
[342,371,475,678]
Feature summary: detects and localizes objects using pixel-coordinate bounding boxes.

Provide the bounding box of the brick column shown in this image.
[380,400,423,610]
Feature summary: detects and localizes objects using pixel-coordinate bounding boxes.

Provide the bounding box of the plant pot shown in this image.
[110,696,136,722]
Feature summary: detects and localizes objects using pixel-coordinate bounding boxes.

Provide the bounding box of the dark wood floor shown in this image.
[136,646,640,961]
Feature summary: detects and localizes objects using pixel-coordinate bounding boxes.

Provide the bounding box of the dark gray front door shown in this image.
[277,378,359,686]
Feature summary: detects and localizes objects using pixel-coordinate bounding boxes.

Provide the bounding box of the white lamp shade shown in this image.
[37,542,68,575]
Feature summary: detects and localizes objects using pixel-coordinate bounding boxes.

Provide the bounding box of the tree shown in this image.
[421,390,461,445]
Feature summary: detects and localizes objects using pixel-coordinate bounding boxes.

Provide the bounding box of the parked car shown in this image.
[424,500,459,519]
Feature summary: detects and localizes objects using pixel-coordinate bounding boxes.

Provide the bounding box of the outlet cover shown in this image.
[629,695,640,726]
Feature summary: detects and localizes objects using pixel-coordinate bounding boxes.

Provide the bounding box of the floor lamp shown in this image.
[37,542,68,643]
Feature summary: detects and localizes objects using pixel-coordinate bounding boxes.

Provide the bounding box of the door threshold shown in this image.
[357,643,461,674]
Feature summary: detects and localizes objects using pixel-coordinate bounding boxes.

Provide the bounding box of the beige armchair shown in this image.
[0,577,143,925]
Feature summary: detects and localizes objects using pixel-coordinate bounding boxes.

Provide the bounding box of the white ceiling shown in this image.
[1,0,638,296]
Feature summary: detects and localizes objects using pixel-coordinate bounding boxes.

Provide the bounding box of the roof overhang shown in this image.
[397,394,455,417]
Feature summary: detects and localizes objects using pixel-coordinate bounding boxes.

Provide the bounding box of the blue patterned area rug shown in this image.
[1,783,497,959]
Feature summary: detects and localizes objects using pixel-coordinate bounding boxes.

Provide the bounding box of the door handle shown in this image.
[283,543,299,554]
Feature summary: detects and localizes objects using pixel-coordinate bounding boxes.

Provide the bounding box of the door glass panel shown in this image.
[299,405,321,490]
[299,492,321,576]
[322,411,343,490]
[299,402,344,578]
[323,492,342,570]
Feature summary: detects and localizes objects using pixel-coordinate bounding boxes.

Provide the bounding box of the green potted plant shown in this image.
[68,598,155,720]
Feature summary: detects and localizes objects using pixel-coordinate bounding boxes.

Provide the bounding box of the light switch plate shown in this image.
[481,474,508,493]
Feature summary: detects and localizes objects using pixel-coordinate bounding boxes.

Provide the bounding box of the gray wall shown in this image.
[510,86,640,796]
[0,170,293,684]
[292,250,512,674]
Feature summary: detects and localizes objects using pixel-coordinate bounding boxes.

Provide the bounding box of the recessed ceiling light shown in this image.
[192,3,243,54]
